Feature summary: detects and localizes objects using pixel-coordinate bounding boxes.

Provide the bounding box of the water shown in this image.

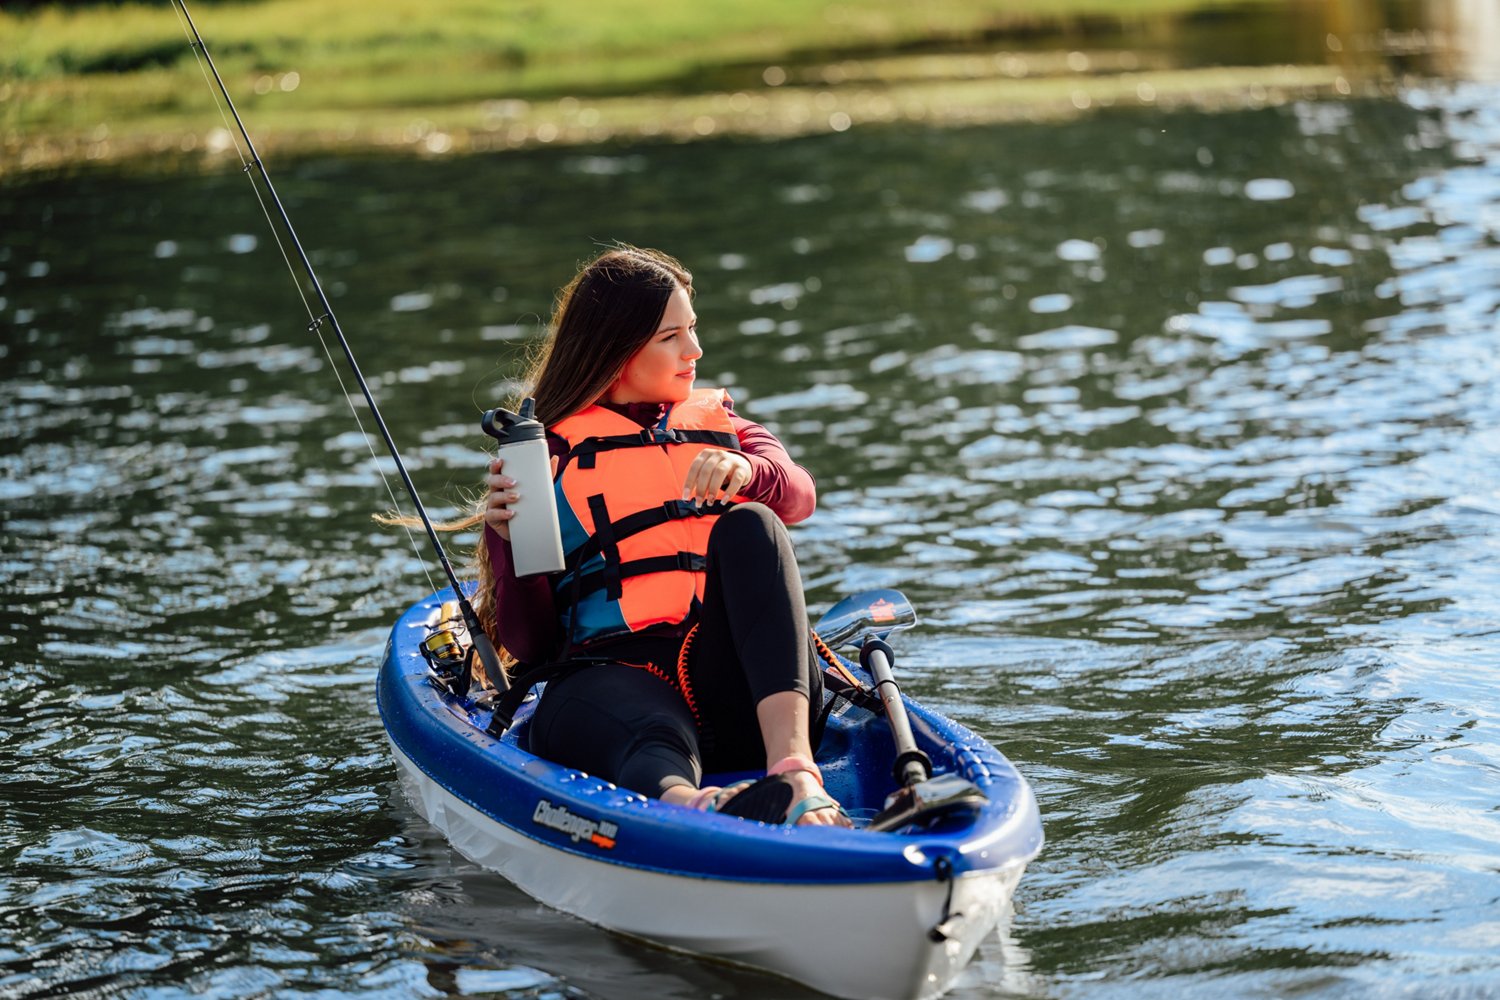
[4,30,1500,1000]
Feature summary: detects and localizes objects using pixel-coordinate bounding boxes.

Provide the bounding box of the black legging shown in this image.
[527,503,823,797]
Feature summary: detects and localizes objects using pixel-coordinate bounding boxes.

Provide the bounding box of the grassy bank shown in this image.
[3,0,1352,175]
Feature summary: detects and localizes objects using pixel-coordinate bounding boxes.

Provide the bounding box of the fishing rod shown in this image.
[171,0,509,697]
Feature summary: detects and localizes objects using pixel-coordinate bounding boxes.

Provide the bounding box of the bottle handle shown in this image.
[481,397,538,442]
[480,408,508,441]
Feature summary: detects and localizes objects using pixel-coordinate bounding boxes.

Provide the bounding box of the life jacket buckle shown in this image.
[663,498,697,520]
[638,426,682,446]
[675,551,706,572]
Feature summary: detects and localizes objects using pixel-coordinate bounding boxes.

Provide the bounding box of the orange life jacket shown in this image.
[550,388,745,648]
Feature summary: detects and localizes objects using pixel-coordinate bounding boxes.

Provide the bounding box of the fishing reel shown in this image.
[421,601,517,714]
[421,603,474,698]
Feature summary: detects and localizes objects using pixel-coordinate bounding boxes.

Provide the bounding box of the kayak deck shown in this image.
[381,589,1041,882]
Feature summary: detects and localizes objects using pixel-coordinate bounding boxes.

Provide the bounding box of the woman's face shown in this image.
[606,285,701,405]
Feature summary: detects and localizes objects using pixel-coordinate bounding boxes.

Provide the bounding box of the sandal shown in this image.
[784,792,842,826]
[711,754,848,825]
[702,779,754,812]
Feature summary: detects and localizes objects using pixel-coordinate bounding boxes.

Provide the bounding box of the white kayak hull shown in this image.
[391,737,1028,1000]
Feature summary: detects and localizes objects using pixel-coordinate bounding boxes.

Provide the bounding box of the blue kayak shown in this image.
[378,588,1043,1000]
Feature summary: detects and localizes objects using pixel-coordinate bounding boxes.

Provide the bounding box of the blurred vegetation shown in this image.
[5,0,1253,94]
[4,0,1354,174]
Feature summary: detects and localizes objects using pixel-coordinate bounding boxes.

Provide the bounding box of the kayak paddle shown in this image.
[814,589,988,832]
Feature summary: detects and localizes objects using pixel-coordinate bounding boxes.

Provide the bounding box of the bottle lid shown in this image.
[482,397,546,444]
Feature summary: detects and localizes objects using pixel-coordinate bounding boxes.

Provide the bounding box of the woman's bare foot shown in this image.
[662,784,718,809]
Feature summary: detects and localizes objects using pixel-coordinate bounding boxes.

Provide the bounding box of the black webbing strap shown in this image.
[813,692,835,751]
[586,494,623,600]
[568,428,742,470]
[809,638,883,746]
[563,551,707,606]
[561,542,587,654]
[822,664,884,714]
[562,498,733,576]
[552,498,731,628]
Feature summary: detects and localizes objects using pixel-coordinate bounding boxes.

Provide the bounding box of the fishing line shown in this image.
[169,1,439,598]
[171,0,511,697]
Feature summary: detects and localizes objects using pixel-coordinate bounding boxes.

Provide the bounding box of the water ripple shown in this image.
[3,71,1500,1000]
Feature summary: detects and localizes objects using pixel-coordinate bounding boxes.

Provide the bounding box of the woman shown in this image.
[481,246,848,828]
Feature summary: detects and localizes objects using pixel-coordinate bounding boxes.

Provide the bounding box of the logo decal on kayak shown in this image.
[868,598,897,622]
[532,799,618,850]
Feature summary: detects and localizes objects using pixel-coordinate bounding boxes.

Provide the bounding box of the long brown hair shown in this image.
[379,245,694,670]
[527,245,693,423]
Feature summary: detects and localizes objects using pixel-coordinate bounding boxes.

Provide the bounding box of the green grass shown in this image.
[1,0,1304,173]
[3,0,1260,86]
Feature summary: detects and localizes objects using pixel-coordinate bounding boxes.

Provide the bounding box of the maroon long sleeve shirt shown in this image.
[485,398,815,664]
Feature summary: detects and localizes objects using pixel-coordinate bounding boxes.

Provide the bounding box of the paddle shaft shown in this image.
[171,0,509,697]
[861,639,932,787]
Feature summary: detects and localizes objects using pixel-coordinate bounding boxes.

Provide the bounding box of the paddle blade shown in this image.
[868,773,988,833]
[813,588,917,650]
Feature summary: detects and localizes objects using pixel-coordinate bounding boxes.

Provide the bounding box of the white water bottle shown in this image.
[482,398,565,576]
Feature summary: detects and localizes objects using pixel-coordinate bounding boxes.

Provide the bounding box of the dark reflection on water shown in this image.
[4,75,1500,1000]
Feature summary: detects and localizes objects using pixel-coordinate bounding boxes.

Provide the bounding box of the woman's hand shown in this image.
[485,454,558,541]
[682,448,752,507]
